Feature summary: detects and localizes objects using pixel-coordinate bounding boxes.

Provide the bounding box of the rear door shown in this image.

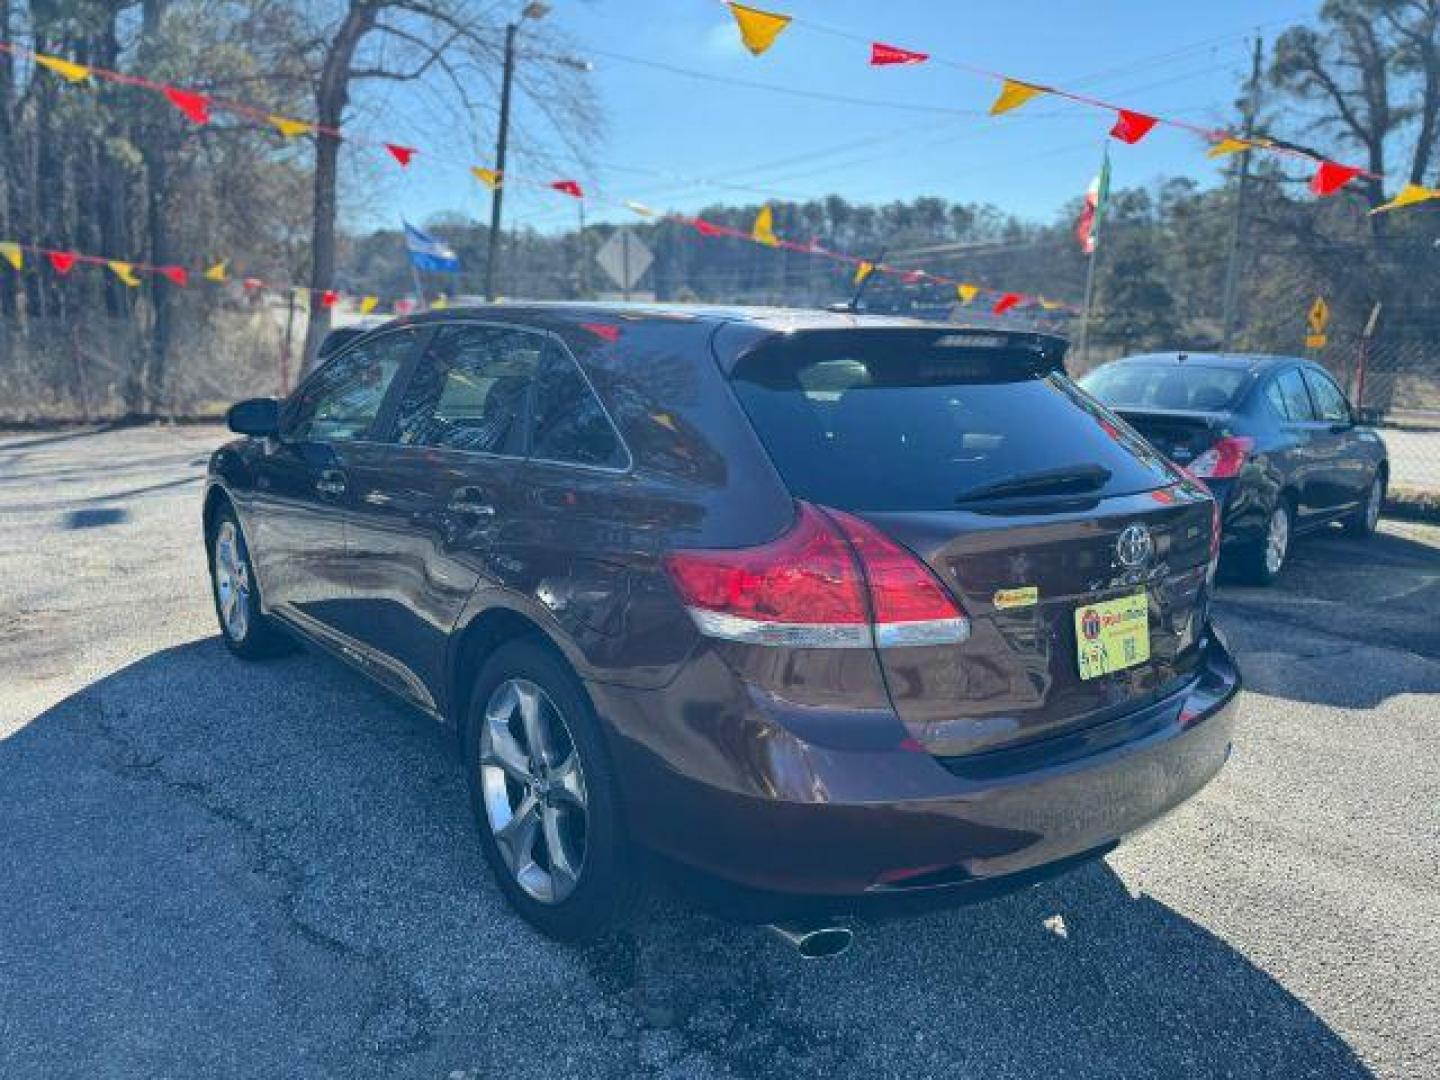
[727,329,1215,757]
[341,321,544,710]
[1301,366,1370,515]
[1270,366,1328,522]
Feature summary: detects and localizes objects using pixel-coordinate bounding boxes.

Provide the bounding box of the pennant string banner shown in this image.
[1,31,1415,215]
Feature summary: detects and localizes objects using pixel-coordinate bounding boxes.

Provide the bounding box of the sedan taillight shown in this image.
[1189,435,1255,479]
[663,502,969,649]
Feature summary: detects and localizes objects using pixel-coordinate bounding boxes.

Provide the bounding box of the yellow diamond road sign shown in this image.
[1308,297,1330,335]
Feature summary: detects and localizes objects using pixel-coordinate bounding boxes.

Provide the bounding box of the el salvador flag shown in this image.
[404,221,461,273]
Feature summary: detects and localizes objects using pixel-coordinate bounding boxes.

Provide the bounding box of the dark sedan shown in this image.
[1081,352,1388,584]
[205,306,1240,954]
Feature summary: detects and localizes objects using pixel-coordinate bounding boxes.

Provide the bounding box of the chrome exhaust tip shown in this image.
[765,920,854,960]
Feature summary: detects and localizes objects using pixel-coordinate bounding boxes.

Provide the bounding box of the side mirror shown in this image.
[227,397,281,437]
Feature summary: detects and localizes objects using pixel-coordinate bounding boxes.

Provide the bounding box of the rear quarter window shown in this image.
[729,331,1175,512]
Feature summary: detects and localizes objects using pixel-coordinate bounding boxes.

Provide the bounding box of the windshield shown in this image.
[1080,361,1248,412]
[729,331,1175,512]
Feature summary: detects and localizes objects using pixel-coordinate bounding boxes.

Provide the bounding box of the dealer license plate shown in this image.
[1074,592,1151,680]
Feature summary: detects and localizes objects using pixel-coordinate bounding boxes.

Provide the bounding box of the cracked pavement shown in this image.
[1,423,1437,1079]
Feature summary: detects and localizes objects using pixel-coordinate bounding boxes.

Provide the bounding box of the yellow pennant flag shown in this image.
[990,79,1045,116]
[0,242,22,271]
[433,295,449,311]
[471,166,502,189]
[1207,137,1252,159]
[1372,182,1440,214]
[204,260,228,283]
[752,205,778,247]
[729,3,792,57]
[360,296,379,314]
[1040,297,1064,311]
[107,260,141,287]
[35,53,93,84]
[853,261,874,286]
[956,283,979,305]
[625,200,657,217]
[269,114,314,139]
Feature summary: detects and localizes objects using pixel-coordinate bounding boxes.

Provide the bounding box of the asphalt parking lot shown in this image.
[1,423,1436,1080]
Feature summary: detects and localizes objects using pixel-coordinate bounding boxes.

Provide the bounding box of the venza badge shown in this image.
[1116,523,1154,568]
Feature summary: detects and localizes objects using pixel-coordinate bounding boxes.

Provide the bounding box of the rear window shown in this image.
[1081,361,1247,411]
[729,331,1174,512]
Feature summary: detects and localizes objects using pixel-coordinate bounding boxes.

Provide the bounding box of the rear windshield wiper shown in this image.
[955,463,1113,504]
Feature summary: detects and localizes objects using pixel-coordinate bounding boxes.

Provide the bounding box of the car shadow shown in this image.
[1214,523,1440,709]
[0,637,1372,1078]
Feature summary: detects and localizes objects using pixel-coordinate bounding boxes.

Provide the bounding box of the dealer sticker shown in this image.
[993,586,1039,610]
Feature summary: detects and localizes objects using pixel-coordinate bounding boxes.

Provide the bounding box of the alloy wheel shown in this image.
[478,678,589,904]
[214,520,251,641]
[1264,506,1290,576]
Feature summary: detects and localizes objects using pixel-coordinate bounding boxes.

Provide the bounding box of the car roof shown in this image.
[388,300,978,332]
[1109,351,1305,374]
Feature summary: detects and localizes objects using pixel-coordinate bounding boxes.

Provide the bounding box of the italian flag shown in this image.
[1076,150,1111,255]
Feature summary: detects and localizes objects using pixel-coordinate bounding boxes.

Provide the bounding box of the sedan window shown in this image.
[1276,369,1317,422]
[1303,369,1352,423]
[391,324,543,455]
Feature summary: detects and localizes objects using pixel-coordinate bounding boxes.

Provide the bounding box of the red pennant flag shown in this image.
[158,265,189,287]
[1311,160,1362,197]
[551,179,584,198]
[395,298,416,315]
[320,289,340,309]
[1110,109,1158,145]
[903,270,925,284]
[385,144,417,168]
[870,42,928,66]
[693,218,726,237]
[581,323,621,343]
[243,277,264,292]
[992,292,1022,315]
[163,86,211,125]
[47,251,77,275]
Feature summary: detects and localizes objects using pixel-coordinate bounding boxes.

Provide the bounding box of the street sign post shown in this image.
[596,227,653,300]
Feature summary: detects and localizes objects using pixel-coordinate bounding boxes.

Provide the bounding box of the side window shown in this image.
[391,324,542,454]
[1276,369,1316,422]
[1263,378,1291,420]
[284,330,415,442]
[530,345,626,468]
[1303,369,1351,423]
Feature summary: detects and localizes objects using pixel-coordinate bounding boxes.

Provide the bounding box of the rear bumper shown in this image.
[588,628,1240,916]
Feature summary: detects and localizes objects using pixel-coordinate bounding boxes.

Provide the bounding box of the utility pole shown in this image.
[483,20,519,302]
[1221,35,1264,351]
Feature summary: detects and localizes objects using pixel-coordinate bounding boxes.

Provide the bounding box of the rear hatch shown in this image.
[725,327,1216,757]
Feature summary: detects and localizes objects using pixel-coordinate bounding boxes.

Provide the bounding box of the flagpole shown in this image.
[410,263,428,309]
[1075,142,1109,370]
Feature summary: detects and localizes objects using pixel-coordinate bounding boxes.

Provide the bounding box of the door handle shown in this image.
[447,487,495,517]
[315,469,347,498]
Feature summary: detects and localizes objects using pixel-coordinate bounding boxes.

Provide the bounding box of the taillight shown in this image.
[663,502,969,649]
[1189,435,1254,479]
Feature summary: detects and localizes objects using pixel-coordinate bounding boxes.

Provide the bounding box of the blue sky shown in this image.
[347,0,1322,235]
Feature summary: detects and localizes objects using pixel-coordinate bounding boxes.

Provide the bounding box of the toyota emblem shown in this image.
[1116,524,1154,568]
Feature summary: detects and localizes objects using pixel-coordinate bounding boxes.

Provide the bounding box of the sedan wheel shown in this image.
[478,678,589,905]
[1263,505,1290,577]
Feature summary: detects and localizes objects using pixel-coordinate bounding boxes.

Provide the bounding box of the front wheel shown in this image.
[1344,471,1385,537]
[463,639,636,942]
[209,508,290,659]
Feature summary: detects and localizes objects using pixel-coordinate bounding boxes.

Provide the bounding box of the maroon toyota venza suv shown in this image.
[205,305,1239,952]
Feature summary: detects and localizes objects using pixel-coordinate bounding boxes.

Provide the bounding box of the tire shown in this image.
[1344,470,1385,537]
[1233,498,1292,586]
[208,506,290,659]
[463,638,635,942]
